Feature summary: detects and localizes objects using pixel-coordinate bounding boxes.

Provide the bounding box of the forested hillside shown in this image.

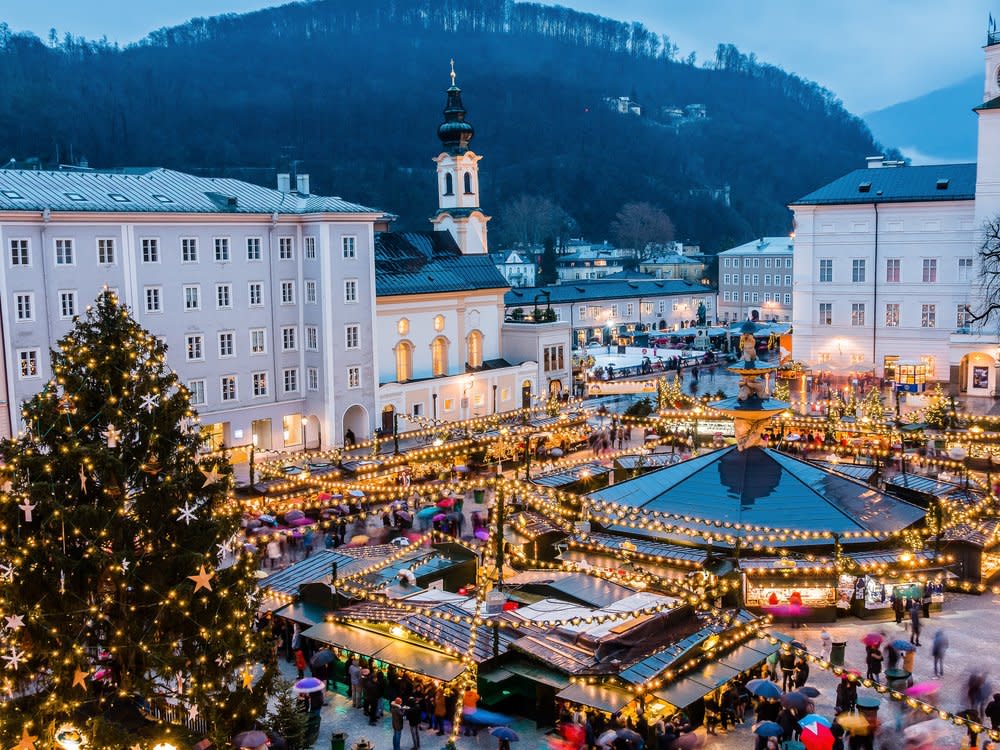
[0,0,895,251]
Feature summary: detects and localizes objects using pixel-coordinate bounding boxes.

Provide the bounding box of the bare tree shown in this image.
[609,201,675,259]
[497,194,574,247]
[967,217,1000,326]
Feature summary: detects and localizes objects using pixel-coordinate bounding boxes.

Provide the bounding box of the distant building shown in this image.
[639,252,705,283]
[554,243,626,282]
[506,279,716,348]
[604,96,641,116]
[491,249,536,287]
[717,237,794,324]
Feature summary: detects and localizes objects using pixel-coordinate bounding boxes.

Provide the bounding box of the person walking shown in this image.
[865,646,883,684]
[349,659,362,708]
[932,629,948,677]
[391,697,406,750]
[294,649,306,680]
[406,695,422,749]
[909,601,922,646]
[820,629,832,662]
[892,595,905,625]
[986,693,1000,731]
[433,687,447,735]
[779,648,796,692]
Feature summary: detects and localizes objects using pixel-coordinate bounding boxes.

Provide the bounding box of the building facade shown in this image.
[0,168,383,448]
[491,249,536,287]
[639,251,706,283]
[506,279,716,348]
[717,237,794,323]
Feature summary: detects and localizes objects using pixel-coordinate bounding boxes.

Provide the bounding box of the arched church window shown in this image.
[444,173,454,196]
[464,172,473,194]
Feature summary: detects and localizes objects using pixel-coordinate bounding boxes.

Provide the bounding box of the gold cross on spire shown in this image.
[450,58,456,86]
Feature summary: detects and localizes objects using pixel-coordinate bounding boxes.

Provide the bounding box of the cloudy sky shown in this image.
[2,0,993,112]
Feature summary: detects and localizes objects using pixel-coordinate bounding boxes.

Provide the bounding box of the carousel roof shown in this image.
[588,446,926,545]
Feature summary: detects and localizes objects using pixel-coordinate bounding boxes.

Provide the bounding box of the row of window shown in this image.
[721,256,792,269]
[815,302,970,329]
[8,235,358,267]
[577,300,694,319]
[817,257,973,284]
[722,274,792,287]
[182,323,344,360]
[13,280,355,321]
[723,292,792,305]
[394,332,484,382]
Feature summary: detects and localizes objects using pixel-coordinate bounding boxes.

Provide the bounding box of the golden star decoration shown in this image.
[187,565,214,593]
[200,466,223,488]
[72,666,88,691]
[241,668,254,691]
[12,726,37,750]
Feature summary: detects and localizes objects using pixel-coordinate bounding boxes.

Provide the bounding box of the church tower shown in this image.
[974,20,1000,227]
[431,62,490,255]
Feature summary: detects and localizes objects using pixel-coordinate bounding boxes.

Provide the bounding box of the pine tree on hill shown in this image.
[0,292,273,747]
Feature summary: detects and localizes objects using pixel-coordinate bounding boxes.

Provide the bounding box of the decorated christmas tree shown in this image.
[0,292,273,747]
[923,384,953,430]
[859,386,886,424]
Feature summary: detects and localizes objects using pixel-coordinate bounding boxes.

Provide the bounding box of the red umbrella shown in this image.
[861,633,883,648]
[800,722,834,750]
[437,498,456,509]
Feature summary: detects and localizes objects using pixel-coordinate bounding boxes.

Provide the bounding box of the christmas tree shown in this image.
[859,387,886,424]
[0,292,273,747]
[267,680,309,750]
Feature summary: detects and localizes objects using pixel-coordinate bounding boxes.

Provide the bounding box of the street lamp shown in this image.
[606,318,615,353]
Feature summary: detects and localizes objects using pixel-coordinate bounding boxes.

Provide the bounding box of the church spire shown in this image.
[437,60,474,155]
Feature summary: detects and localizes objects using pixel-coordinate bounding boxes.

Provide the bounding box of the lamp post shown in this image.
[393,410,400,455]
[493,383,498,414]
[432,393,438,421]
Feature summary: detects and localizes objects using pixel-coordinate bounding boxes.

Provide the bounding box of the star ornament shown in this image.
[200,466,224,488]
[139,393,159,414]
[176,501,198,526]
[72,666,88,690]
[241,668,254,691]
[187,703,199,721]
[188,565,214,593]
[4,613,24,631]
[12,726,37,750]
[3,646,24,670]
[79,466,89,494]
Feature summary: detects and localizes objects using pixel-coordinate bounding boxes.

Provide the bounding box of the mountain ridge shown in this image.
[0,0,895,251]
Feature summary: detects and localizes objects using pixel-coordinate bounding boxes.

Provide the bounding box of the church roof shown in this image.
[790,163,976,206]
[0,167,377,214]
[374,230,509,296]
[588,446,925,544]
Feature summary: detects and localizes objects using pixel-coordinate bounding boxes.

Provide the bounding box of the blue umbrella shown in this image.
[753,721,783,737]
[416,506,440,520]
[890,639,916,652]
[293,676,324,693]
[489,728,520,742]
[798,714,832,728]
[746,678,782,698]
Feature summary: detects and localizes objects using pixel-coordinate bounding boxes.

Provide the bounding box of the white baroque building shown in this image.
[790,30,1000,396]
[0,70,565,447]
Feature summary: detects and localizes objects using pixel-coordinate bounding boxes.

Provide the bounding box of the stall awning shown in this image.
[557,683,635,714]
[302,622,466,683]
[276,602,328,626]
[503,661,571,689]
[652,676,716,711]
[716,644,772,674]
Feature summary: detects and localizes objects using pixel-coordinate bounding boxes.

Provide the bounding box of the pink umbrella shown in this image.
[437,498,456,509]
[475,529,489,541]
[905,682,940,697]
[861,633,883,648]
[432,513,447,522]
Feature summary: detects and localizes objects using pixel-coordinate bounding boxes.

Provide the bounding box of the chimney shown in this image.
[277,173,291,192]
[866,155,885,169]
[296,174,310,195]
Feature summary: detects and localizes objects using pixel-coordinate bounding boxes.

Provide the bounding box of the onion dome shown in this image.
[438,60,474,155]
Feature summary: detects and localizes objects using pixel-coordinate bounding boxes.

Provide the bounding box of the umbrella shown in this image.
[293,677,324,693]
[233,730,269,748]
[905,681,939,697]
[489,728,519,742]
[416,506,440,520]
[890,639,916,652]
[798,686,821,698]
[464,708,511,726]
[311,649,335,668]
[800,722,834,750]
[836,713,869,734]
[746,678,782,698]
[781,692,809,710]
[475,529,490,541]
[284,509,305,522]
[346,534,369,546]
[549,448,564,457]
[432,513,447,522]
[615,728,642,747]
[596,730,617,748]
[753,721,783,737]
[349,489,365,498]
[395,511,412,523]
[798,714,832,728]
[437,498,456,508]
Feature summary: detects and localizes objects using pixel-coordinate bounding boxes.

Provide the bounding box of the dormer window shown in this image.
[936,179,949,190]
[858,182,872,193]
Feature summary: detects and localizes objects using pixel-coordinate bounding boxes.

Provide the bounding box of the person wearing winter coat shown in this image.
[931,629,948,677]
